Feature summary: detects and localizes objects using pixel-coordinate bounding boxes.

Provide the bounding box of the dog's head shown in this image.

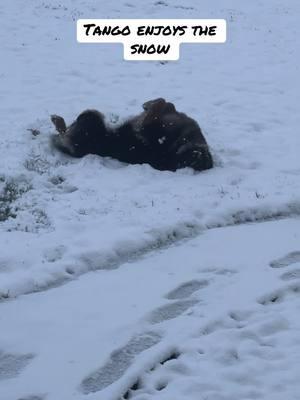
[51,110,107,157]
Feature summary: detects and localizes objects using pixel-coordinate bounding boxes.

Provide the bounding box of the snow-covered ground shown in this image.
[0,0,300,399]
[1,218,300,400]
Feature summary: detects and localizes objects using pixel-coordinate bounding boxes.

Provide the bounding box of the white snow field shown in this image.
[0,0,300,399]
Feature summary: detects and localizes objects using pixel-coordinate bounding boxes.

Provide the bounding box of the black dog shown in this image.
[51,98,213,172]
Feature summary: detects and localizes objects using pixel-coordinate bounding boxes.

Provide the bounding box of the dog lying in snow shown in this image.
[51,98,213,172]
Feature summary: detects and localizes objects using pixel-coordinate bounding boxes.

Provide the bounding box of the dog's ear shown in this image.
[142,98,166,111]
[163,101,176,114]
[51,114,67,134]
[142,98,176,115]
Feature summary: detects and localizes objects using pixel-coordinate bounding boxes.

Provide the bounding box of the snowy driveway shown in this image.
[1,217,300,400]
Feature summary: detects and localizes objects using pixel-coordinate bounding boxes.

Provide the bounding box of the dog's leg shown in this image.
[51,114,67,134]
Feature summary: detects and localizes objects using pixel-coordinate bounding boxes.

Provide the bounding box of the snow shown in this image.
[0,0,300,399]
[1,219,300,400]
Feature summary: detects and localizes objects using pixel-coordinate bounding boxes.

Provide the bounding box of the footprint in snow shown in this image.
[146,279,206,325]
[148,299,197,325]
[0,351,34,381]
[120,350,182,399]
[258,282,300,305]
[80,331,161,394]
[270,251,300,268]
[17,396,45,400]
[280,268,300,281]
[164,279,208,300]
